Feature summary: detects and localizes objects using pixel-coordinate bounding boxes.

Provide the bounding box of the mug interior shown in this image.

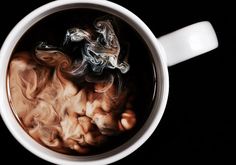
[0,0,169,164]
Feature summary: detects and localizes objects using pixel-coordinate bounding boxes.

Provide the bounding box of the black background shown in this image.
[0,0,235,164]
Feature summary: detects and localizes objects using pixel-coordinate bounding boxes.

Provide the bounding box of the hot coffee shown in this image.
[7,9,157,155]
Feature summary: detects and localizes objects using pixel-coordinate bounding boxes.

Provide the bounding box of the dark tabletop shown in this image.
[1,0,235,164]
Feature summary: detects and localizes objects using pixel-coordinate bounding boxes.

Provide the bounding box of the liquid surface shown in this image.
[8,9,156,155]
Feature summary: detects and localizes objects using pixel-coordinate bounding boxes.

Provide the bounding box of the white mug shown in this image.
[0,0,218,164]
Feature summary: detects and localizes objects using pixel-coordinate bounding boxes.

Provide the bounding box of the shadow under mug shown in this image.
[0,0,218,164]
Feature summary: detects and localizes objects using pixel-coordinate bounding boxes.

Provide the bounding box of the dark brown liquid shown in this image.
[8,9,156,155]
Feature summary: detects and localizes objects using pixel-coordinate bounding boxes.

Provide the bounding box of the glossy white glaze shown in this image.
[158,21,218,66]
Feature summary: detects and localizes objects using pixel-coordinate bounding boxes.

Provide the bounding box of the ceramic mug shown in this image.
[0,0,218,164]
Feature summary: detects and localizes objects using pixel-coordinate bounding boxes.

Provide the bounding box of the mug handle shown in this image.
[158,21,218,66]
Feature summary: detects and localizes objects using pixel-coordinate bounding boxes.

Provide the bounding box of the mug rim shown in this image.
[0,0,169,164]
